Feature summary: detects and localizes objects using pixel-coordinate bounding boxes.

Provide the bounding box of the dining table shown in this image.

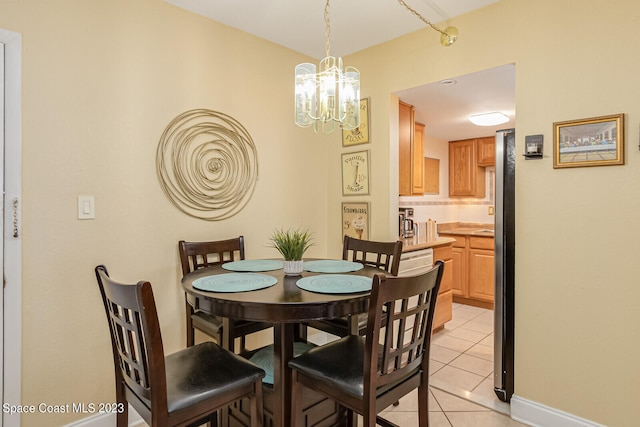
[181,258,382,427]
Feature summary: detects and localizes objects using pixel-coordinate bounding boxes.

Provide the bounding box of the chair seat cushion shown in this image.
[192,311,270,339]
[191,311,223,337]
[310,311,387,336]
[289,335,366,398]
[317,313,368,329]
[165,342,265,413]
[289,336,419,400]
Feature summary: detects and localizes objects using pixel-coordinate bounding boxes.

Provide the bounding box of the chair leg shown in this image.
[418,382,430,427]
[186,301,195,347]
[363,413,376,427]
[250,379,264,427]
[291,371,304,427]
[297,323,308,341]
[115,382,128,427]
[209,410,219,427]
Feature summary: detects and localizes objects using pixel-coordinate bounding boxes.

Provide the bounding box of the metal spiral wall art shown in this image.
[156,109,259,221]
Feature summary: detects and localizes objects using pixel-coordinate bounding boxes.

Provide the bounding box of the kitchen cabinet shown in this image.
[399,242,453,331]
[432,243,453,330]
[398,101,424,196]
[440,233,494,309]
[448,138,486,197]
[413,123,425,194]
[476,136,495,167]
[423,157,439,194]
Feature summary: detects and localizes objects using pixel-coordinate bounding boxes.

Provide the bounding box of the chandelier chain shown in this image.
[324,0,331,58]
[396,0,447,36]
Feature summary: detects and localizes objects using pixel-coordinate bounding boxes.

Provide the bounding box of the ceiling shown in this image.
[395,64,515,141]
[166,0,514,142]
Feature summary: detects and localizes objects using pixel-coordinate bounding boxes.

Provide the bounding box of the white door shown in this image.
[0,28,22,427]
[0,40,5,418]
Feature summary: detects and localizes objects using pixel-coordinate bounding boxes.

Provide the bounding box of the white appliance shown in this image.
[397,248,434,277]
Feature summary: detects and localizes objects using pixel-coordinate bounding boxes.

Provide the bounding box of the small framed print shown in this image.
[553,113,624,168]
[342,98,370,146]
[341,150,370,196]
[342,202,369,241]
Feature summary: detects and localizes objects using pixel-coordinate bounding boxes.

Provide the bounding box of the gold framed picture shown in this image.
[553,113,624,168]
[341,150,370,196]
[342,202,369,241]
[342,98,370,146]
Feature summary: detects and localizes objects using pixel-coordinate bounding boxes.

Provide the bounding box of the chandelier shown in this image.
[294,0,459,133]
[294,0,360,133]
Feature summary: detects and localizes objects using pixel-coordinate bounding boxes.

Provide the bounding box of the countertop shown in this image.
[400,222,494,252]
[438,222,495,237]
[401,236,456,252]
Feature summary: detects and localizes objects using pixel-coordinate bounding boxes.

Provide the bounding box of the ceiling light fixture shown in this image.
[294,0,360,133]
[396,0,459,47]
[469,112,510,126]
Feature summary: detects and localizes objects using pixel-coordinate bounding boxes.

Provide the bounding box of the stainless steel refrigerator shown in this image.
[494,128,515,402]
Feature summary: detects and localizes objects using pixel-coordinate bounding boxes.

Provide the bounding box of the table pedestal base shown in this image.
[227,385,349,427]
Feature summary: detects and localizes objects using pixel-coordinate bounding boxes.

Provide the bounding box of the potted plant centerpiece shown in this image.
[269,227,314,276]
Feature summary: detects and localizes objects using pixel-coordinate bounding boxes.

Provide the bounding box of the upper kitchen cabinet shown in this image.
[413,123,425,194]
[449,138,486,197]
[476,136,495,167]
[399,101,425,196]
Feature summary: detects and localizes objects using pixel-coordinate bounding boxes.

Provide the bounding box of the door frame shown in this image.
[0,28,22,427]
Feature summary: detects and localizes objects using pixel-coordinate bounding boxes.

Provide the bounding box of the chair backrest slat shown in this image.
[365,261,444,392]
[342,235,403,276]
[179,236,245,275]
[95,265,168,412]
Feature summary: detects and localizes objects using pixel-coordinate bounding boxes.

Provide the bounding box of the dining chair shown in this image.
[303,235,403,338]
[289,260,444,427]
[94,265,265,427]
[179,236,272,352]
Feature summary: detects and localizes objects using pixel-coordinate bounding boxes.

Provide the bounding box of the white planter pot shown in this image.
[283,260,304,276]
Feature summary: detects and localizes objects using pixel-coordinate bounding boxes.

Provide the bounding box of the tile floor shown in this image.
[429,303,506,411]
[311,302,530,426]
[376,302,528,426]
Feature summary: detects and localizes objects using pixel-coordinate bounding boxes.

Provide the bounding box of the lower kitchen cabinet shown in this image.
[441,234,494,309]
[432,243,453,330]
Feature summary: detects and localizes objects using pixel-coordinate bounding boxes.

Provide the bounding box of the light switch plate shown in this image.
[77,196,95,220]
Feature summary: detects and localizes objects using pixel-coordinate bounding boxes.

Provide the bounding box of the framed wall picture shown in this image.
[342,202,369,240]
[553,113,624,168]
[341,150,370,196]
[342,98,370,146]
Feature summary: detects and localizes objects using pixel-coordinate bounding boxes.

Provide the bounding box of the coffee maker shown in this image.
[399,207,415,238]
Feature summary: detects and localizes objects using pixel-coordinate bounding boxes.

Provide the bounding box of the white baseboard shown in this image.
[64,405,145,427]
[511,395,607,427]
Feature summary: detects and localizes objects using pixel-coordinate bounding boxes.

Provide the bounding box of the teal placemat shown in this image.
[192,273,277,293]
[296,274,373,294]
[249,342,315,384]
[303,260,364,273]
[222,259,283,272]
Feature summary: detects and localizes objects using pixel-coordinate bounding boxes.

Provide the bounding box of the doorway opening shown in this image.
[395,64,515,412]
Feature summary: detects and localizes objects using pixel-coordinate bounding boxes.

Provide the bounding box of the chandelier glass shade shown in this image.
[294,0,360,133]
[295,57,360,133]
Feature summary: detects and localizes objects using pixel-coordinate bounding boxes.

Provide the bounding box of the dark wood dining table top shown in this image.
[181,259,382,324]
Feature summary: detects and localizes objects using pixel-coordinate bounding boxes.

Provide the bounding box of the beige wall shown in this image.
[2,0,640,426]
[0,0,335,425]
[349,0,640,426]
